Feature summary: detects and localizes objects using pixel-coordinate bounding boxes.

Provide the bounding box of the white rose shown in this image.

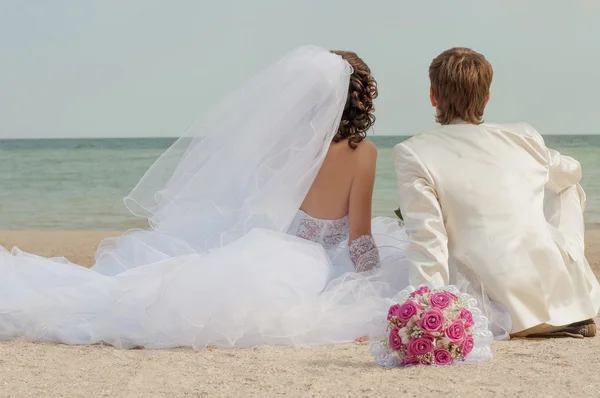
[398,327,410,343]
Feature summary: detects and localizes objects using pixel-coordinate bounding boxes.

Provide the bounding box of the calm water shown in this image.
[1,136,599,230]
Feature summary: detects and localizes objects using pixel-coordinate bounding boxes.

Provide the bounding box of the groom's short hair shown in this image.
[429,47,493,125]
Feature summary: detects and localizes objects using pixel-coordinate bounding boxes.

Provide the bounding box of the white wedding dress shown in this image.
[0,46,500,361]
[0,211,411,348]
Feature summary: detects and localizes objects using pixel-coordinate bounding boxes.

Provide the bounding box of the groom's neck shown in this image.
[445,117,470,125]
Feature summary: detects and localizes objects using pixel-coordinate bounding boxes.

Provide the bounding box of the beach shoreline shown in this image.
[0,229,599,397]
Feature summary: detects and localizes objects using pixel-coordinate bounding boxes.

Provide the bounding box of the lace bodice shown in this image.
[287,210,380,272]
[288,210,350,249]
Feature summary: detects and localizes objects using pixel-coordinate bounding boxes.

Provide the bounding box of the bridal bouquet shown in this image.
[383,286,475,366]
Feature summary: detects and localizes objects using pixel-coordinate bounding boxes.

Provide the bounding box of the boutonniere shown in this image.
[394,208,403,221]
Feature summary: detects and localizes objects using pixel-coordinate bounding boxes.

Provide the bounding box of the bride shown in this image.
[0,46,502,354]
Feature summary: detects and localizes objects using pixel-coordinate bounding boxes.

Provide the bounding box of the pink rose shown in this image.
[387,304,402,321]
[429,291,455,309]
[417,308,444,333]
[407,335,435,356]
[459,308,474,328]
[461,336,474,358]
[397,300,420,323]
[409,286,430,298]
[433,348,453,365]
[388,327,403,351]
[402,355,421,366]
[445,320,467,343]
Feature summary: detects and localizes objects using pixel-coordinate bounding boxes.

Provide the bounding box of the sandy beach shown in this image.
[1,229,599,397]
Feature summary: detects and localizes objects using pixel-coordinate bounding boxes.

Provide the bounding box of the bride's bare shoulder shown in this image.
[353,139,377,161]
[327,139,377,168]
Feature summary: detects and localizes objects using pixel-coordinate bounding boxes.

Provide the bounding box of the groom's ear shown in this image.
[485,91,491,107]
[430,86,438,107]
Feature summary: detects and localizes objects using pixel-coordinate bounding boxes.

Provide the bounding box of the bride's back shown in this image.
[300,139,377,221]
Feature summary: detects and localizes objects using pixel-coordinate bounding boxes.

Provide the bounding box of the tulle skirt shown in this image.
[0,217,508,350]
[0,218,408,348]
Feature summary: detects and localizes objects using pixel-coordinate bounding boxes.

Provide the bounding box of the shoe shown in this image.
[526,319,596,339]
[566,318,596,337]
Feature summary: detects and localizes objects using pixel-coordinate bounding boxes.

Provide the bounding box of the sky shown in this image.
[0,0,598,138]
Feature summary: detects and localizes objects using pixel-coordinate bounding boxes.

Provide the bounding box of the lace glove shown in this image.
[349,235,380,273]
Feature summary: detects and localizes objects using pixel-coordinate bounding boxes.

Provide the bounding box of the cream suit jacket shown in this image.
[393,121,600,332]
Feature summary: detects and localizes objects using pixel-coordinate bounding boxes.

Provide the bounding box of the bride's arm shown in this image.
[348,141,380,272]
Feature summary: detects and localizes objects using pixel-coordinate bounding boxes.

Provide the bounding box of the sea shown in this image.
[1,135,599,230]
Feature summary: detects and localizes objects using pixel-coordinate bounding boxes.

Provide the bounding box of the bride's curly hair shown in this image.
[331,50,378,149]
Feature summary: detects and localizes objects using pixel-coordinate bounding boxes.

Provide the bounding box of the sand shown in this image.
[1,229,599,397]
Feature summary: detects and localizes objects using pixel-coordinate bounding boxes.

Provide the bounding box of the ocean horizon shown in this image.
[1,135,599,230]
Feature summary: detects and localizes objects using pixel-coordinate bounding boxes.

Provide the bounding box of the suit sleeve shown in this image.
[393,142,449,287]
[530,129,583,194]
[546,149,583,194]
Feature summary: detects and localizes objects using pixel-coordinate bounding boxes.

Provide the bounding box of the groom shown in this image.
[393,47,600,338]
